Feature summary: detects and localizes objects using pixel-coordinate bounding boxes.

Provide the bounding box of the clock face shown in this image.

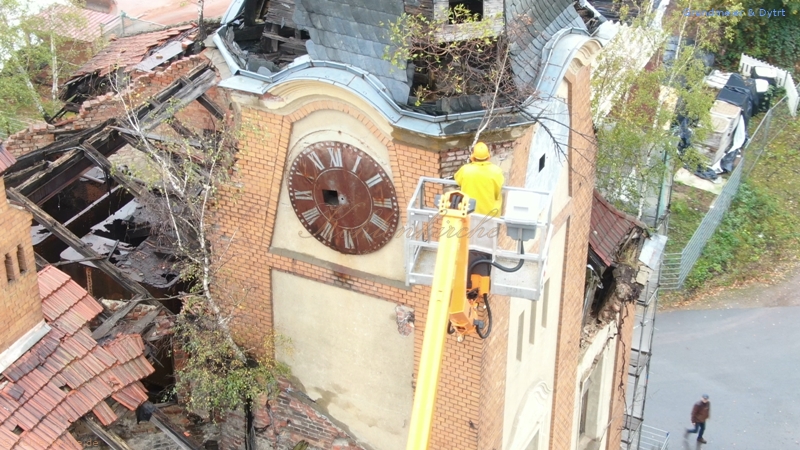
[287,141,400,255]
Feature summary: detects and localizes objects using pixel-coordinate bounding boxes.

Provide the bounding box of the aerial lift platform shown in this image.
[404,178,552,449]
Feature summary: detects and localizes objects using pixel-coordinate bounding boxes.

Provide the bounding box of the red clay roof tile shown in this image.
[589,190,647,267]
[0,426,18,449]
[91,400,118,426]
[51,431,83,450]
[111,382,149,410]
[71,25,196,78]
[1,267,155,449]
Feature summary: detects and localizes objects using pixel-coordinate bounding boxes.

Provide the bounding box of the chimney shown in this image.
[0,148,44,355]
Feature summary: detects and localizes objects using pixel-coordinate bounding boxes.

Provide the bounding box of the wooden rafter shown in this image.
[6,188,153,300]
[80,417,134,450]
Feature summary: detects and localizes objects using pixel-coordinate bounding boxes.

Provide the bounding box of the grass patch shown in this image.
[665,184,717,254]
[680,112,800,293]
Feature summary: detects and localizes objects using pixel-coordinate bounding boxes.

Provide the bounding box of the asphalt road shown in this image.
[644,306,800,449]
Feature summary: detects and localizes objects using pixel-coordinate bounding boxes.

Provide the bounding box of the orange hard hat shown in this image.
[471,142,490,161]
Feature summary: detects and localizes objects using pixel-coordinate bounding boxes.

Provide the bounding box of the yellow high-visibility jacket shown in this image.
[454,161,505,216]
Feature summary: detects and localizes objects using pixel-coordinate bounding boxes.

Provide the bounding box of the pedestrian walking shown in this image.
[686,394,711,444]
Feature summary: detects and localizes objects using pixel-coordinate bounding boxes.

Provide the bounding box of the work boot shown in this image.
[697,437,707,444]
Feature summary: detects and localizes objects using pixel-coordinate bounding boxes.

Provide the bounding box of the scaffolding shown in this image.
[621,226,670,450]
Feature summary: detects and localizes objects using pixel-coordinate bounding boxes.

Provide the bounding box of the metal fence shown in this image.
[660,93,793,290]
[638,425,670,450]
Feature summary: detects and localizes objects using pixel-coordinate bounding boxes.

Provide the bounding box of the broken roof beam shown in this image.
[82,142,150,199]
[80,417,134,450]
[92,295,146,340]
[4,120,113,176]
[139,402,203,450]
[166,118,204,142]
[14,67,217,205]
[111,126,203,149]
[139,69,217,130]
[5,187,154,300]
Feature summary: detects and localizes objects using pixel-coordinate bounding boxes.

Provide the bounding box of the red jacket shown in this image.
[691,401,710,423]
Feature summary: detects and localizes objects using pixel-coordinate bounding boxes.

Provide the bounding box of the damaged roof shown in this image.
[507,0,586,88]
[589,190,647,267]
[293,0,409,102]
[70,24,197,79]
[0,266,154,450]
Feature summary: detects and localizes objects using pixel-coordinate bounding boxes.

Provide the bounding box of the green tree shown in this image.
[0,0,86,135]
[111,77,290,418]
[592,0,720,222]
[715,0,800,70]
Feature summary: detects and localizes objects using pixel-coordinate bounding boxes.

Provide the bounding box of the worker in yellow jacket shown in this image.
[454,142,505,217]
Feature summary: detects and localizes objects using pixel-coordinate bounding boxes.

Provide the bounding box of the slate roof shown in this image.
[293,0,409,103]
[506,0,586,87]
[589,190,647,267]
[70,24,196,79]
[0,266,154,450]
[0,143,15,175]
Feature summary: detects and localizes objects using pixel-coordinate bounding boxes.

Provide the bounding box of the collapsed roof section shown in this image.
[589,189,648,269]
[58,24,199,119]
[215,0,599,112]
[2,60,223,449]
[3,60,222,340]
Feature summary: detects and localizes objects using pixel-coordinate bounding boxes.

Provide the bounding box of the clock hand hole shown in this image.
[322,189,340,206]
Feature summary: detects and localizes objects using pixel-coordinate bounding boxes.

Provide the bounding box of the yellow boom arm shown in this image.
[406,191,475,450]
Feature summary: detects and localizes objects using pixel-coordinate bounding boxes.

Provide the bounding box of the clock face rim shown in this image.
[287,141,400,255]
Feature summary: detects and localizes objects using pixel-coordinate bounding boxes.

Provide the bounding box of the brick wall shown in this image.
[209,100,548,449]
[0,178,42,351]
[438,141,514,179]
[548,63,598,449]
[606,301,636,449]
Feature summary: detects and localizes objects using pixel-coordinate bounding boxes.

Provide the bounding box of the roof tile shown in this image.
[71,25,196,79]
[111,382,149,410]
[50,432,83,450]
[1,267,154,449]
[589,190,647,266]
[91,400,118,426]
[0,426,18,449]
[0,142,17,175]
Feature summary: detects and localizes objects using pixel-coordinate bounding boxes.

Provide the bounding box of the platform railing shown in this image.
[404,177,553,300]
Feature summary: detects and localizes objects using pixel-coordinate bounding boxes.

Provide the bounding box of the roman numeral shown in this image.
[365,174,383,188]
[374,198,392,208]
[302,207,321,224]
[352,155,362,173]
[370,213,389,232]
[294,190,313,200]
[320,221,334,242]
[343,229,354,249]
[328,147,343,167]
[362,228,374,244]
[307,152,325,170]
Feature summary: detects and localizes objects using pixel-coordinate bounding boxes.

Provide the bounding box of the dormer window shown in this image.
[434,0,503,40]
[449,1,483,21]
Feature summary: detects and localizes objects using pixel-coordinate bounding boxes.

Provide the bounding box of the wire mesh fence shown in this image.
[660,93,796,290]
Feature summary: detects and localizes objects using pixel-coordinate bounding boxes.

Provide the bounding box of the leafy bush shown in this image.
[173,297,290,417]
[684,182,800,289]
